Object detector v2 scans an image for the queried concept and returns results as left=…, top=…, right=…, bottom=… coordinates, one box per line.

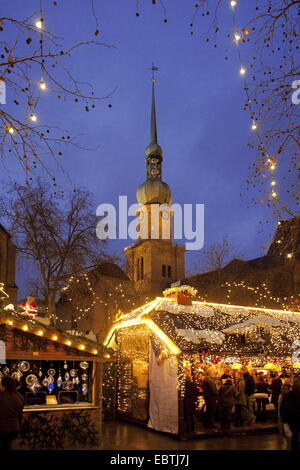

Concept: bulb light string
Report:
left=192, top=281, right=299, bottom=312
left=0, top=306, right=105, bottom=356
left=58, top=271, right=152, bottom=327
left=230, top=1, right=281, bottom=209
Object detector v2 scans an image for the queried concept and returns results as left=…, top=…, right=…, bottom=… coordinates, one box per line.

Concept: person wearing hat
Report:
left=280, top=376, right=300, bottom=451
left=221, top=368, right=233, bottom=385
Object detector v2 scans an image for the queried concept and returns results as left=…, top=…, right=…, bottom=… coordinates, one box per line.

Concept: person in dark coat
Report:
left=184, top=375, right=199, bottom=433
left=221, top=368, right=232, bottom=383
left=0, top=376, right=24, bottom=450
left=255, top=374, right=269, bottom=421
left=234, top=371, right=247, bottom=427
left=271, top=372, right=282, bottom=420
left=280, top=377, right=300, bottom=451
left=218, top=379, right=235, bottom=429
left=202, top=368, right=218, bottom=429
left=241, top=366, right=256, bottom=418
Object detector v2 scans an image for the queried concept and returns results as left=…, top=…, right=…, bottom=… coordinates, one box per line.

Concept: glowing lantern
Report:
left=232, top=363, right=242, bottom=370
left=264, top=363, right=276, bottom=370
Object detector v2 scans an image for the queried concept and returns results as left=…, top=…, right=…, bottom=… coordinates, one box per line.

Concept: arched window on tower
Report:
left=162, top=264, right=166, bottom=277
left=168, top=265, right=172, bottom=278
left=140, top=257, right=144, bottom=280
left=136, top=258, right=140, bottom=281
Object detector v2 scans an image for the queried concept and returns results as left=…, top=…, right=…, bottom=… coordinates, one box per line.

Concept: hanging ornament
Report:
left=47, top=368, right=56, bottom=376
left=19, top=361, right=30, bottom=372
left=42, top=378, right=49, bottom=387
left=70, top=369, right=77, bottom=377
left=63, top=361, right=68, bottom=369
left=38, top=367, right=43, bottom=378
left=26, top=374, right=38, bottom=387
left=12, top=370, right=23, bottom=382
left=32, top=382, right=41, bottom=393
left=64, top=372, right=70, bottom=381
left=79, top=361, right=88, bottom=370
left=57, top=375, right=62, bottom=388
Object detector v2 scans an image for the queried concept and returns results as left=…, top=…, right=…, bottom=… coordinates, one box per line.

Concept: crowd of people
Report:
left=0, top=368, right=299, bottom=450
left=184, top=365, right=300, bottom=451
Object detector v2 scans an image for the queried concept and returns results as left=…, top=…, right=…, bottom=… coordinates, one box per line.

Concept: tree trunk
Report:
left=48, top=298, right=56, bottom=327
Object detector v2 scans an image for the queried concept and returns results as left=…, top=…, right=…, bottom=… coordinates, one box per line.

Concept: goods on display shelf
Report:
left=0, top=359, right=94, bottom=406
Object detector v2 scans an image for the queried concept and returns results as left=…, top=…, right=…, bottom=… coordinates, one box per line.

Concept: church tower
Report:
left=124, top=75, right=185, bottom=294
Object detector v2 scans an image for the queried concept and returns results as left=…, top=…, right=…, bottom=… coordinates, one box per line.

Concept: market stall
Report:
left=0, top=304, right=114, bottom=449
left=104, top=285, right=300, bottom=438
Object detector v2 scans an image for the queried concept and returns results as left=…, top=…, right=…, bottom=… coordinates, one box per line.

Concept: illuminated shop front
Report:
left=104, top=286, right=300, bottom=438
left=0, top=306, right=113, bottom=449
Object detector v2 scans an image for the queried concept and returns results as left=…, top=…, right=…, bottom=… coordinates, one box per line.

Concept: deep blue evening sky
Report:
left=2, top=1, right=281, bottom=297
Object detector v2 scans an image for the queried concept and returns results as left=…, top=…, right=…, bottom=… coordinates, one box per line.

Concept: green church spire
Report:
left=150, top=80, right=158, bottom=145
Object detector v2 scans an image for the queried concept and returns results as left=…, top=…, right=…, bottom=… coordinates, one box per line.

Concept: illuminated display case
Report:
left=0, top=310, right=114, bottom=449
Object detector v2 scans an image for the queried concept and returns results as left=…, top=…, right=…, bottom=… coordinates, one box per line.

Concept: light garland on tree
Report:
left=59, top=272, right=152, bottom=327
left=230, top=1, right=281, bottom=210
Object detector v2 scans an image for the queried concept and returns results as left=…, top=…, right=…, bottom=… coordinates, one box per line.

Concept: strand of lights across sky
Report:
left=230, top=1, right=280, bottom=208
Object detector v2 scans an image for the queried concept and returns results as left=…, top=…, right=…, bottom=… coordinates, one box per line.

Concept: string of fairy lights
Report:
left=105, top=293, right=300, bottom=360
left=4, top=3, right=111, bottom=194
left=217, top=281, right=299, bottom=310
left=230, top=1, right=281, bottom=206
left=193, top=281, right=299, bottom=312
left=116, top=324, right=167, bottom=414
left=104, top=291, right=300, bottom=416
left=5, top=13, right=46, bottom=130
left=54, top=268, right=299, bottom=328
left=57, top=272, right=151, bottom=326
left=4, top=6, right=57, bottom=188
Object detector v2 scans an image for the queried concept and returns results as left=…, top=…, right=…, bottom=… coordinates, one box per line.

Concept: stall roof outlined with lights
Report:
left=104, top=287, right=300, bottom=357
left=104, top=286, right=300, bottom=437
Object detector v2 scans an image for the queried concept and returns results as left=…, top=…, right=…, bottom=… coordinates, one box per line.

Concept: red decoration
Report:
left=21, top=296, right=37, bottom=318
left=168, top=292, right=193, bottom=305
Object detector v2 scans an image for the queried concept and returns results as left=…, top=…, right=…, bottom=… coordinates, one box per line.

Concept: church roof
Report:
left=94, top=262, right=129, bottom=280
